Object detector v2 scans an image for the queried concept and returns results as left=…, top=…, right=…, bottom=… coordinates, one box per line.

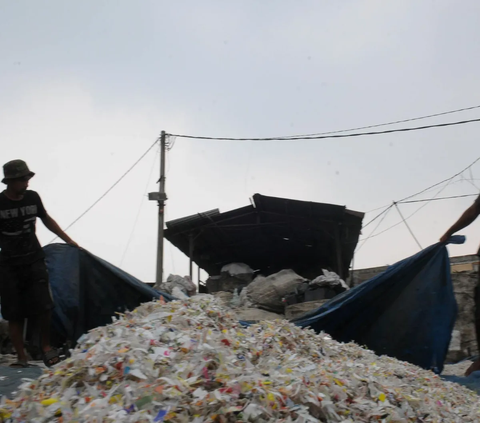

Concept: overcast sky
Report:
left=1, top=0, right=479, bottom=283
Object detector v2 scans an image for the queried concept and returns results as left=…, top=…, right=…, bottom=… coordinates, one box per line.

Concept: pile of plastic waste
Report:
left=3, top=296, right=480, bottom=422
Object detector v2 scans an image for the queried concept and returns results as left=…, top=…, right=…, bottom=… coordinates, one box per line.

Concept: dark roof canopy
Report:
left=165, top=194, right=364, bottom=280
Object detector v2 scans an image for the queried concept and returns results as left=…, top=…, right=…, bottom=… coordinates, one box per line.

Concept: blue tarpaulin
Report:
left=293, top=237, right=464, bottom=374
left=43, top=244, right=173, bottom=346
left=442, top=371, right=480, bottom=394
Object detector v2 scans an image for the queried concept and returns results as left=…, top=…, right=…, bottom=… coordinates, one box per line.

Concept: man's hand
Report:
left=41, top=214, right=80, bottom=248
left=439, top=201, right=480, bottom=244
left=439, top=233, right=451, bottom=243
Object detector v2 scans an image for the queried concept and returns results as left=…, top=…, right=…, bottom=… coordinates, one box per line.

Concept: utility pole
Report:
left=149, top=131, right=167, bottom=285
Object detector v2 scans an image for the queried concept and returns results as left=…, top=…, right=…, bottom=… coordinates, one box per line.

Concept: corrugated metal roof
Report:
left=164, top=194, right=364, bottom=280
left=166, top=209, right=220, bottom=230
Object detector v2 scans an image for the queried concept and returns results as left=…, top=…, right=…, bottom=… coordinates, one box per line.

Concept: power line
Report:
left=166, top=135, right=176, bottom=151
left=394, top=202, right=422, bottom=250
left=119, top=144, right=159, bottom=267
left=168, top=117, right=480, bottom=141
left=285, top=104, right=480, bottom=138
left=363, top=155, right=480, bottom=219
left=361, top=205, right=392, bottom=229
left=49, top=138, right=159, bottom=243
left=358, top=157, right=480, bottom=245
left=356, top=204, right=393, bottom=252
left=360, top=180, right=453, bottom=243
left=359, top=183, right=466, bottom=243
left=248, top=103, right=480, bottom=140
left=397, top=156, right=480, bottom=203
left=461, top=171, right=480, bottom=192
left=365, top=203, right=392, bottom=214
left=399, top=193, right=478, bottom=204
left=468, top=168, right=480, bottom=191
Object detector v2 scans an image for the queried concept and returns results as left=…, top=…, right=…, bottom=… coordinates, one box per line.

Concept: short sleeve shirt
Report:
left=0, top=190, right=47, bottom=265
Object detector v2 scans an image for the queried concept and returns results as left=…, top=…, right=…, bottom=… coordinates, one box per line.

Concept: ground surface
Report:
left=0, top=355, right=44, bottom=398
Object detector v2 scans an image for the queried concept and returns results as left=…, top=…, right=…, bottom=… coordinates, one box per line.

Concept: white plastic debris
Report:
left=171, top=286, right=189, bottom=300
left=310, top=269, right=349, bottom=290
left=230, top=288, right=241, bottom=307
left=220, top=262, right=254, bottom=276
left=3, top=295, right=480, bottom=422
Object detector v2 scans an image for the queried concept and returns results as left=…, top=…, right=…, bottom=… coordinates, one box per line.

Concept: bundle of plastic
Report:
left=309, top=270, right=349, bottom=291
left=154, top=274, right=196, bottom=298
left=3, top=296, right=480, bottom=422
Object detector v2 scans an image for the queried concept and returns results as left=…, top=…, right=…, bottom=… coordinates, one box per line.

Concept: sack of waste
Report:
left=155, top=274, right=197, bottom=297
left=310, top=269, right=349, bottom=290
left=244, top=269, right=307, bottom=313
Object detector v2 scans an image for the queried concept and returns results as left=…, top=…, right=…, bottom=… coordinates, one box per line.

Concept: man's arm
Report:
left=440, top=201, right=480, bottom=242
left=41, top=213, right=79, bottom=247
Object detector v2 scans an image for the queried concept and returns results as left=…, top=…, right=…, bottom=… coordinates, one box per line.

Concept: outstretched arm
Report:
left=440, top=200, right=480, bottom=242
left=41, top=213, right=79, bottom=247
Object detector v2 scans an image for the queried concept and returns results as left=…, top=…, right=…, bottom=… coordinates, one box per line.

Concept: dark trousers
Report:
left=475, top=271, right=480, bottom=356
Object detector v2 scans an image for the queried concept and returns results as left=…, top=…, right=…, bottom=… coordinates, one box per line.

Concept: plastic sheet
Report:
left=294, top=238, right=463, bottom=374
left=3, top=295, right=480, bottom=422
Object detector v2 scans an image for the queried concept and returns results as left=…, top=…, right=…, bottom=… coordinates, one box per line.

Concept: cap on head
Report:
left=2, top=160, right=35, bottom=184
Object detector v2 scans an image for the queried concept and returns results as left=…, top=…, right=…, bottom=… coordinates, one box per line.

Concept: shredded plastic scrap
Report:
left=3, top=295, right=480, bottom=422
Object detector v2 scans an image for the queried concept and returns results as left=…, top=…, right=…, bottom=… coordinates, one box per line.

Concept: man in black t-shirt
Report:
left=440, top=194, right=480, bottom=376
left=0, top=160, right=78, bottom=368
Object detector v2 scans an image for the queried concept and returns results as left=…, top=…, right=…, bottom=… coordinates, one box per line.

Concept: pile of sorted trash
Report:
left=3, top=296, right=480, bottom=422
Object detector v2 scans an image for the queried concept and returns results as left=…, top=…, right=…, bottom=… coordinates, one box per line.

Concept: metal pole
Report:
left=349, top=252, right=355, bottom=288
left=334, top=224, right=343, bottom=279
left=189, top=232, right=194, bottom=279
left=149, top=131, right=167, bottom=285
left=157, top=131, right=167, bottom=285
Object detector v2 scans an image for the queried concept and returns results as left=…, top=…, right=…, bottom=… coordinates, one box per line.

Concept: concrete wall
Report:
left=448, top=271, right=477, bottom=361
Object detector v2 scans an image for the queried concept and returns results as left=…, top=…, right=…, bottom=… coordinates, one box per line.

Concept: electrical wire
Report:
left=357, top=157, right=480, bottom=246
left=166, top=135, right=177, bottom=151
left=253, top=105, right=480, bottom=138
left=461, top=172, right=480, bottom=192
left=394, top=202, right=422, bottom=250
left=359, top=180, right=456, bottom=243
left=119, top=145, right=159, bottom=267
left=49, top=138, right=160, bottom=243
left=359, top=178, right=455, bottom=243
left=469, top=168, right=480, bottom=190
left=356, top=205, right=393, bottom=252
left=365, top=203, right=393, bottom=214
left=361, top=205, right=392, bottom=230
left=396, top=156, right=480, bottom=203
left=168, top=117, right=480, bottom=141
left=399, top=193, right=478, bottom=204
left=361, top=156, right=480, bottom=224
left=278, top=104, right=480, bottom=138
